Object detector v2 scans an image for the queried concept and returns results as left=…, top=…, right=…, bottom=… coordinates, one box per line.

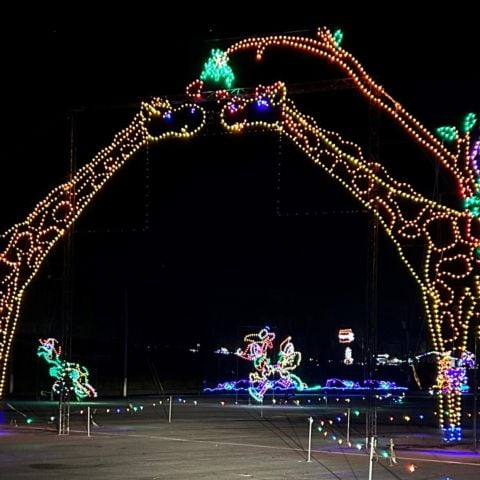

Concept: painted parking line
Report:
left=90, top=430, right=480, bottom=467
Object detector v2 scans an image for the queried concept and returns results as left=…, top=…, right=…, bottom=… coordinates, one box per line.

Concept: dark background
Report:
left=1, top=6, right=478, bottom=395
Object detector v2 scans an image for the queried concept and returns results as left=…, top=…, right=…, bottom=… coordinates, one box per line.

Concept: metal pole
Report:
left=122, top=290, right=128, bottom=398
left=58, top=399, right=62, bottom=435
left=9, top=369, right=14, bottom=395
left=347, top=408, right=351, bottom=444
left=168, top=395, right=172, bottom=423
left=474, top=325, right=478, bottom=452
left=368, top=435, right=375, bottom=480
left=87, top=406, right=91, bottom=437
left=58, top=395, right=70, bottom=435
left=365, top=414, right=368, bottom=449
left=260, top=400, right=263, bottom=419
left=66, top=400, right=70, bottom=434
left=307, top=416, right=313, bottom=462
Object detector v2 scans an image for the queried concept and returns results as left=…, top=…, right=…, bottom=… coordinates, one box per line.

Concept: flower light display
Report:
left=206, top=28, right=477, bottom=441
left=434, top=350, right=474, bottom=403
left=37, top=338, right=97, bottom=400
left=0, top=99, right=206, bottom=398
left=235, top=327, right=307, bottom=402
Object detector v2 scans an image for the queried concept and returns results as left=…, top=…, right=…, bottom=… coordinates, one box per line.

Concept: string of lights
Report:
left=234, top=326, right=307, bottom=402
left=37, top=338, right=97, bottom=400
left=187, top=30, right=479, bottom=441
left=0, top=27, right=477, bottom=446
left=0, top=99, right=206, bottom=398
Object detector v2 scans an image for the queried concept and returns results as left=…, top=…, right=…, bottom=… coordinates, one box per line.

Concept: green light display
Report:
left=463, top=112, right=477, bottom=133
left=464, top=179, right=480, bottom=217
left=333, top=29, right=343, bottom=47
left=37, top=338, right=97, bottom=400
left=436, top=126, right=458, bottom=142
left=200, top=49, right=235, bottom=88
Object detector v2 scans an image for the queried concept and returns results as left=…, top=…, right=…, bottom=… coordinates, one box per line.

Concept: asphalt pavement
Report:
left=1, top=396, right=479, bottom=479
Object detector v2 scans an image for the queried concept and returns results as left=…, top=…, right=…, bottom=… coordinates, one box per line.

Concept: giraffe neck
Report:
left=0, top=97, right=206, bottom=397
left=278, top=99, right=478, bottom=356
left=26, top=109, right=149, bottom=234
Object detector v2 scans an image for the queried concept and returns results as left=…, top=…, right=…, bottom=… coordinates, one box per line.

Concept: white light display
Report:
left=338, top=329, right=355, bottom=344
left=344, top=346, right=353, bottom=365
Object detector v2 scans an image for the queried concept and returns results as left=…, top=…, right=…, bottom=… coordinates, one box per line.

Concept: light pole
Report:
left=474, top=324, right=479, bottom=452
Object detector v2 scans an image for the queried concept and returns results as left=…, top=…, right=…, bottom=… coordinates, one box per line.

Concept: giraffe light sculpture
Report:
left=0, top=27, right=477, bottom=443
left=196, top=28, right=477, bottom=442
left=0, top=98, right=206, bottom=398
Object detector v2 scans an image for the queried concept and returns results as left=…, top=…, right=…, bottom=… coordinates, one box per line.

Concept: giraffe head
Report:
left=219, top=81, right=287, bottom=135
left=141, top=97, right=206, bottom=142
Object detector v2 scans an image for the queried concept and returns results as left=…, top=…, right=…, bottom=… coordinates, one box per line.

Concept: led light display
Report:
left=344, top=346, right=353, bottom=365
left=338, top=329, right=354, bottom=344
left=332, top=29, right=343, bottom=48
left=235, top=327, right=306, bottom=401
left=0, top=99, right=206, bottom=398
left=204, top=377, right=407, bottom=393
left=0, top=26, right=476, bottom=443
left=200, top=49, right=235, bottom=89
left=37, top=338, right=97, bottom=400
left=221, top=28, right=479, bottom=441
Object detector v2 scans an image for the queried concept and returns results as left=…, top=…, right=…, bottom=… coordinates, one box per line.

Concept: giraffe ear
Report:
left=268, top=81, right=287, bottom=107
left=141, top=98, right=171, bottom=119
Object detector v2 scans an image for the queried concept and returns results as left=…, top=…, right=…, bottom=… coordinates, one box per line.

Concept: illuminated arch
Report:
left=0, top=27, right=477, bottom=444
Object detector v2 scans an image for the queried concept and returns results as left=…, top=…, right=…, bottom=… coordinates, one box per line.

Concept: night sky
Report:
left=2, top=8, right=479, bottom=394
